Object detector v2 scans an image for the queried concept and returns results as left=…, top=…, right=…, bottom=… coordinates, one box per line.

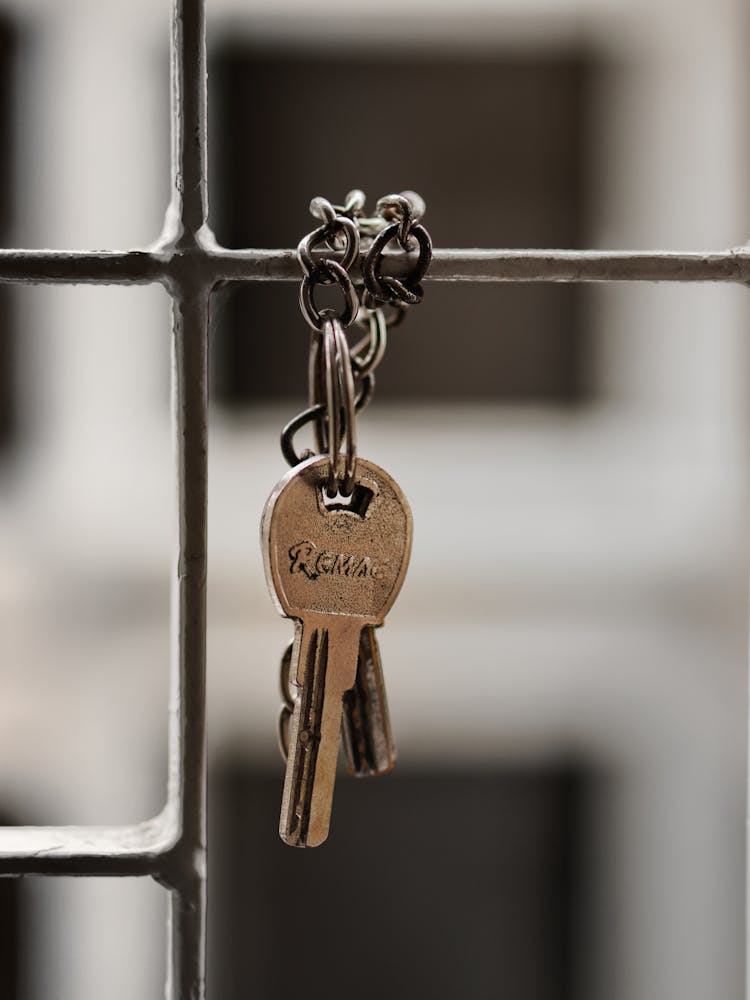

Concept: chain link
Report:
left=362, top=192, right=433, bottom=307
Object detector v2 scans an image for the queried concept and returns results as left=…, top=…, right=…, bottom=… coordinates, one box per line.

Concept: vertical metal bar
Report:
left=170, top=0, right=209, bottom=242
left=168, top=287, right=209, bottom=1000
left=167, top=1, right=209, bottom=998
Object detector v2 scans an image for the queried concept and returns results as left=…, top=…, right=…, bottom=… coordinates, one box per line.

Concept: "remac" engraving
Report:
left=288, top=541, right=383, bottom=581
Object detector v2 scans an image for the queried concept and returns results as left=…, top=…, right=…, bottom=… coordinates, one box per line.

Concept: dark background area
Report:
left=0, top=812, right=21, bottom=1000
left=209, top=765, right=585, bottom=1000
left=208, top=46, right=593, bottom=406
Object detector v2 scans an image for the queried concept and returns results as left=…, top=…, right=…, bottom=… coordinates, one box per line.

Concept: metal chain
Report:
left=284, top=189, right=431, bottom=489
left=297, top=207, right=360, bottom=331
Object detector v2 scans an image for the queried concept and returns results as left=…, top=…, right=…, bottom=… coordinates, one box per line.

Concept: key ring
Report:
left=309, top=309, right=385, bottom=454
left=334, top=320, right=357, bottom=494
left=322, top=319, right=342, bottom=492
left=295, top=316, right=360, bottom=494
left=279, top=374, right=374, bottom=469
left=322, top=317, right=357, bottom=496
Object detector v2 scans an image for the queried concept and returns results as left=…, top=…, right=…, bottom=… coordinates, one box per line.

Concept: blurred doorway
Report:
left=210, top=765, right=586, bottom=1000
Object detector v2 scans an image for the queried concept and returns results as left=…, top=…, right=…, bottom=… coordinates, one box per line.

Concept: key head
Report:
left=262, top=456, right=412, bottom=626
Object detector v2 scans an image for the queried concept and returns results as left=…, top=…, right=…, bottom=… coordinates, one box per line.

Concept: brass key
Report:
left=263, top=455, right=412, bottom=847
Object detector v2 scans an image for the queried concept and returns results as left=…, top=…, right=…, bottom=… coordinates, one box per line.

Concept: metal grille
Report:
left=0, top=1, right=747, bottom=997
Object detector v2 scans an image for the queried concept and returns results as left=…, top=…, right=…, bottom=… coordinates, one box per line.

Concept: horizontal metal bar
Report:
left=425, top=248, right=750, bottom=283
left=0, top=250, right=166, bottom=285
left=0, top=812, right=178, bottom=877
left=208, top=246, right=750, bottom=284
left=0, top=246, right=746, bottom=287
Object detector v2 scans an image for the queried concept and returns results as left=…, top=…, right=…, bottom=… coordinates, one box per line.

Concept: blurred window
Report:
left=209, top=45, right=593, bottom=405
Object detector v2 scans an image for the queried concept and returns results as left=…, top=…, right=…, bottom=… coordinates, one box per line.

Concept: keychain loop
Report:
left=279, top=373, right=374, bottom=470
left=333, top=320, right=357, bottom=495
left=310, top=310, right=385, bottom=439
left=322, top=320, right=342, bottom=491
left=321, top=318, right=357, bottom=495
left=282, top=310, right=372, bottom=476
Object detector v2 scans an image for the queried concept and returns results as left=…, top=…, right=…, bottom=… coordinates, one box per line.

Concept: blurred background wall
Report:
left=0, top=0, right=747, bottom=998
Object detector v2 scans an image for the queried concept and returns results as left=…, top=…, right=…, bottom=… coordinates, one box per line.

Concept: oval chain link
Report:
left=362, top=193, right=433, bottom=307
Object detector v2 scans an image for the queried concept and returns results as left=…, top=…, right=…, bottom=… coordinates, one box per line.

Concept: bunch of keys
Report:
left=262, top=191, right=431, bottom=847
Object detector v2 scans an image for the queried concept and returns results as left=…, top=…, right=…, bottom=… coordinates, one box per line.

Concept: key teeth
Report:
left=279, top=822, right=330, bottom=849
left=279, top=830, right=310, bottom=849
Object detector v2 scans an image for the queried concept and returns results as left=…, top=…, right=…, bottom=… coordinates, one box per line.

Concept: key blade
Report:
left=280, top=615, right=361, bottom=848
left=342, top=626, right=397, bottom=777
